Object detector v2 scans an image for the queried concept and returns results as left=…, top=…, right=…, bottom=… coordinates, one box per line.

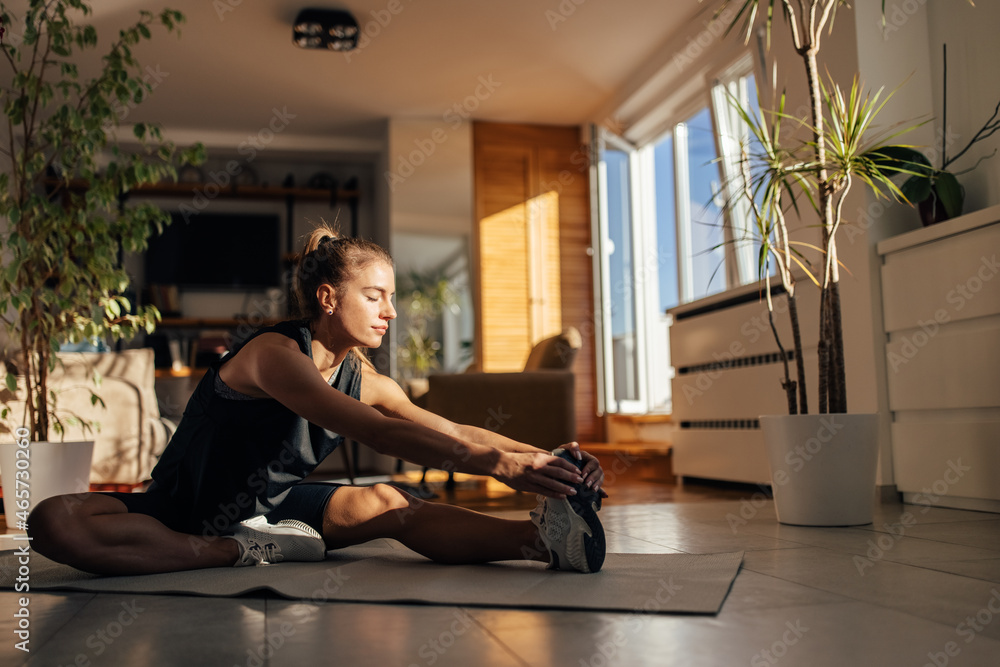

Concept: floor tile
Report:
left=731, top=522, right=1000, bottom=565
left=719, top=570, right=850, bottom=612
left=266, top=600, right=526, bottom=667
left=917, top=558, right=1000, bottom=584
left=869, top=520, right=1000, bottom=551
left=18, top=594, right=266, bottom=667
left=0, top=592, right=93, bottom=667
left=4, top=469, right=1000, bottom=667
left=744, top=547, right=1000, bottom=641
left=472, top=600, right=1000, bottom=667
left=873, top=502, right=1000, bottom=525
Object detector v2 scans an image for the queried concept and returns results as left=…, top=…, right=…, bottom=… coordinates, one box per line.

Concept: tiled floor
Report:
left=2, top=458, right=1000, bottom=666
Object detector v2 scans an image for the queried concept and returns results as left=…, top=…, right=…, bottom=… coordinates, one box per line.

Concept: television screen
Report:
left=145, top=213, right=281, bottom=289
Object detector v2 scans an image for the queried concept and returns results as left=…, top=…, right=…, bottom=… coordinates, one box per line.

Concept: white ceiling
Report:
left=76, top=0, right=710, bottom=151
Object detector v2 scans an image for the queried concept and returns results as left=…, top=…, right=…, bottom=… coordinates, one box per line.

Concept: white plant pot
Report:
left=0, top=439, right=94, bottom=530
left=760, top=413, right=879, bottom=526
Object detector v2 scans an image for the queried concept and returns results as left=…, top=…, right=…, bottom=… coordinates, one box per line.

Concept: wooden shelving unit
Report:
left=44, top=177, right=362, bottom=241
left=154, top=317, right=283, bottom=330
left=132, top=181, right=360, bottom=203
left=45, top=178, right=359, bottom=203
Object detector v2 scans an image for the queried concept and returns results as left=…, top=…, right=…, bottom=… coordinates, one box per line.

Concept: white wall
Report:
left=593, top=2, right=993, bottom=488
left=387, top=118, right=474, bottom=236
left=387, top=118, right=476, bottom=380
left=924, top=0, right=1000, bottom=212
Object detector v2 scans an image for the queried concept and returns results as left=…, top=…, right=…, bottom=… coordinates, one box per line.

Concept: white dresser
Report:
left=878, top=204, right=1000, bottom=513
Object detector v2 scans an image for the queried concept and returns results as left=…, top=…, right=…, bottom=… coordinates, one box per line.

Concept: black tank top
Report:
left=148, top=320, right=361, bottom=534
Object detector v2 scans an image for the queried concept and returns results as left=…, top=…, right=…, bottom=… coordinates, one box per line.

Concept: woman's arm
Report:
left=225, top=335, right=585, bottom=497
left=361, top=366, right=605, bottom=491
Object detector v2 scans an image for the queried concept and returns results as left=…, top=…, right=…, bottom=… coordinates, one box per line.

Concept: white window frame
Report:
left=591, top=52, right=759, bottom=416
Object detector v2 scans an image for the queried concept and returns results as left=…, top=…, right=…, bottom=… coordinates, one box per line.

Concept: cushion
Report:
left=522, top=327, right=582, bottom=371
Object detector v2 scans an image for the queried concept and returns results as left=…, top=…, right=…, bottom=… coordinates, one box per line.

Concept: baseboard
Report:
left=878, top=484, right=901, bottom=504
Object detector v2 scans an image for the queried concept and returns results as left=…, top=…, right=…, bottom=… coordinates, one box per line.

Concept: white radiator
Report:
left=668, top=284, right=820, bottom=484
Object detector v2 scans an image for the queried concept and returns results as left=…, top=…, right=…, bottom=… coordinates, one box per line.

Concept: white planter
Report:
left=0, top=439, right=94, bottom=529
left=760, top=413, right=879, bottom=526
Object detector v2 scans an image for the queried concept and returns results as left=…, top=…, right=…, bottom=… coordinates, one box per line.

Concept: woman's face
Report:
left=326, top=260, right=396, bottom=349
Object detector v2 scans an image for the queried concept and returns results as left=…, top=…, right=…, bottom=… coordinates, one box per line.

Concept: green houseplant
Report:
left=0, top=1, right=203, bottom=517
left=396, top=268, right=459, bottom=382
left=718, top=0, right=926, bottom=525
left=881, top=45, right=999, bottom=226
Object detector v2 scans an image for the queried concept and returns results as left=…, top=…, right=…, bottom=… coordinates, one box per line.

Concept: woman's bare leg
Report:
left=28, top=493, right=239, bottom=576
left=322, top=484, right=548, bottom=564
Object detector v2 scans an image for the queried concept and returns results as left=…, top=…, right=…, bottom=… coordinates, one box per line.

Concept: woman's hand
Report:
left=492, top=451, right=585, bottom=498
left=560, top=442, right=609, bottom=498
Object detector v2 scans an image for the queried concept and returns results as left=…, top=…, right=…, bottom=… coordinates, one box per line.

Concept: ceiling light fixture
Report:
left=293, top=8, right=359, bottom=51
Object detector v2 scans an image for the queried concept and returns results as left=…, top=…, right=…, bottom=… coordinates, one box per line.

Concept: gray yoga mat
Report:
left=0, top=540, right=743, bottom=615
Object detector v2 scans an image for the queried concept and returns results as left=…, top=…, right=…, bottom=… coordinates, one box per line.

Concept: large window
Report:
left=594, top=58, right=759, bottom=414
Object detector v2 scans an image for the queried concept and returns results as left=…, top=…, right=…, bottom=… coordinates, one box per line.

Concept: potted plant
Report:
left=879, top=45, right=999, bottom=226
left=396, top=268, right=459, bottom=385
left=719, top=0, right=926, bottom=525
left=0, top=1, right=204, bottom=522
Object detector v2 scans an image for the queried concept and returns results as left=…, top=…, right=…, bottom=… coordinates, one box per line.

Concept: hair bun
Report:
left=301, top=224, right=341, bottom=256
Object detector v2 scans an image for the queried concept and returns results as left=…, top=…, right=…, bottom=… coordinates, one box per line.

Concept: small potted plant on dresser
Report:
left=718, top=0, right=933, bottom=525
left=0, top=1, right=204, bottom=523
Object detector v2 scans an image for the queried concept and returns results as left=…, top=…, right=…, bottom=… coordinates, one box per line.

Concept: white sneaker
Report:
left=529, top=449, right=606, bottom=573
left=226, top=515, right=327, bottom=567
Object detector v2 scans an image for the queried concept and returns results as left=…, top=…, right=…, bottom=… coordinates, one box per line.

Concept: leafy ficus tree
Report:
left=0, top=1, right=205, bottom=441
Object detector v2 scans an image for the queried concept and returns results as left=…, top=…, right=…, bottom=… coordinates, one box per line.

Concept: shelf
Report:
left=154, top=366, right=207, bottom=379
left=45, top=178, right=359, bottom=202
left=155, top=317, right=283, bottom=329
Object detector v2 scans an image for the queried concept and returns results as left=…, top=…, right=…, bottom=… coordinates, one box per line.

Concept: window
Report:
left=593, top=57, right=759, bottom=415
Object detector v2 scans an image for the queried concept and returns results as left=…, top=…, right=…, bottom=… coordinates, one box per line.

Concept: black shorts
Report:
left=98, top=482, right=344, bottom=536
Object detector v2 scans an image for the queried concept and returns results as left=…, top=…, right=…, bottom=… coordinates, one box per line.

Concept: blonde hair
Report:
left=292, top=223, right=394, bottom=370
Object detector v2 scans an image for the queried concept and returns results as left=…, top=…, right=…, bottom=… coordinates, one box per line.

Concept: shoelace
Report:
left=245, top=538, right=280, bottom=565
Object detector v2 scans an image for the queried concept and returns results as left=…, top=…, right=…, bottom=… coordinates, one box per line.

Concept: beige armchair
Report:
left=1, top=348, right=174, bottom=488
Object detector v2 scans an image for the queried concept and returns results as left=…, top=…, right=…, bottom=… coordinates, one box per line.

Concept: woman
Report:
left=28, top=227, right=606, bottom=576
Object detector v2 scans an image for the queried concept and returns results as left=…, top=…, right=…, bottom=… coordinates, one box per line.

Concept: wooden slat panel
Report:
left=474, top=122, right=600, bottom=441
left=481, top=199, right=530, bottom=372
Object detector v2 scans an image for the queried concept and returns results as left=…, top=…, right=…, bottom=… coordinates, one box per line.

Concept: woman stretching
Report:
left=28, top=227, right=606, bottom=576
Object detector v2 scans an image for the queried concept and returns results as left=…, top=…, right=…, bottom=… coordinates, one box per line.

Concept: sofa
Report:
left=421, top=327, right=582, bottom=449
left=1, top=348, right=174, bottom=487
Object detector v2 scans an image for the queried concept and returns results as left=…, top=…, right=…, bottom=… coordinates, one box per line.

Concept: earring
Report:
left=327, top=310, right=333, bottom=315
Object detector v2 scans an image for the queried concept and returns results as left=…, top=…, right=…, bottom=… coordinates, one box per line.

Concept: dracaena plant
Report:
left=0, top=0, right=205, bottom=441
left=718, top=0, right=924, bottom=414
